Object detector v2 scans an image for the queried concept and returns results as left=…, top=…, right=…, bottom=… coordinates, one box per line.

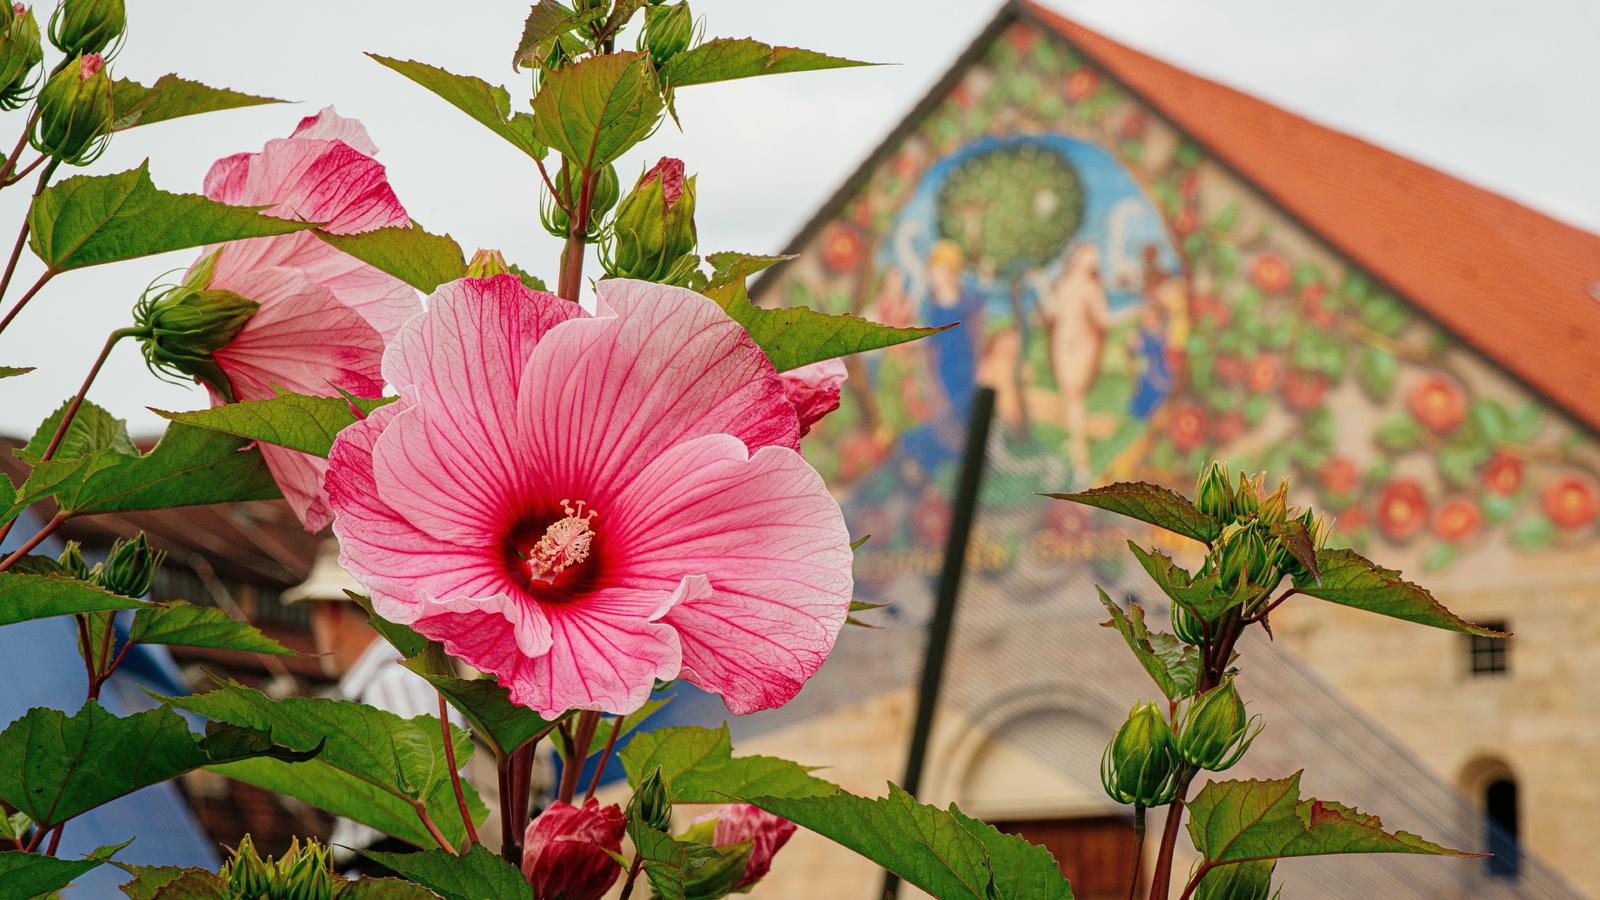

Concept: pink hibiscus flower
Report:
left=191, top=107, right=419, bottom=530
left=327, top=275, right=854, bottom=716
left=780, top=358, right=847, bottom=438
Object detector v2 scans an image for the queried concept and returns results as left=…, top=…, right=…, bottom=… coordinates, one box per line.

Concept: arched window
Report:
left=1485, top=776, right=1520, bottom=878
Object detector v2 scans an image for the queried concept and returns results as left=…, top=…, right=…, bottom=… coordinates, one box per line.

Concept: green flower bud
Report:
left=628, top=765, right=673, bottom=832
left=466, top=248, right=510, bottom=278
left=1258, top=478, right=1289, bottom=526
left=1195, top=462, right=1235, bottom=524
left=1100, top=702, right=1178, bottom=807
left=1299, top=507, right=1327, bottom=547
left=1234, top=471, right=1261, bottom=520
left=0, top=7, right=44, bottom=111
left=47, top=0, right=123, bottom=58
left=1175, top=679, right=1262, bottom=772
left=639, top=1, right=694, bottom=66
left=1171, top=600, right=1208, bottom=646
left=57, top=541, right=94, bottom=581
left=1217, top=523, right=1264, bottom=590
left=277, top=838, right=334, bottom=900
left=601, top=157, right=699, bottom=285
left=682, top=840, right=752, bottom=900
left=1193, top=859, right=1275, bottom=900
left=132, top=283, right=259, bottom=403
left=540, top=160, right=620, bottom=241
left=100, top=532, right=162, bottom=599
left=223, top=835, right=274, bottom=899
left=31, top=51, right=113, bottom=165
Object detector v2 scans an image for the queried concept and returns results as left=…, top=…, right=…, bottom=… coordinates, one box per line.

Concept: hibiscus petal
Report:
left=290, top=106, right=381, bottom=157
left=517, top=280, right=800, bottom=505
left=214, top=232, right=420, bottom=342
left=413, top=592, right=554, bottom=667
left=329, top=401, right=525, bottom=622
left=203, top=152, right=252, bottom=207
left=259, top=442, right=333, bottom=532
left=370, top=402, right=522, bottom=545
left=214, top=267, right=386, bottom=401
left=606, top=434, right=852, bottom=715
left=779, top=358, right=847, bottom=437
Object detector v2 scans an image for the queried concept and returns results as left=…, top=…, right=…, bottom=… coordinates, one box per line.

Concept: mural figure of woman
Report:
left=1043, top=242, right=1112, bottom=484
left=898, top=239, right=987, bottom=480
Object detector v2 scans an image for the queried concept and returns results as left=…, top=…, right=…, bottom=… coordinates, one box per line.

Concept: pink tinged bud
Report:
left=77, top=50, right=100, bottom=80
left=640, top=157, right=685, bottom=210
left=779, top=358, right=847, bottom=438
left=11, top=5, right=23, bottom=16
left=694, top=804, right=798, bottom=890
left=522, top=800, right=627, bottom=900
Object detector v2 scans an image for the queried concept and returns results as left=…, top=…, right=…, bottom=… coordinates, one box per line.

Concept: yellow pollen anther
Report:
left=528, top=500, right=599, bottom=583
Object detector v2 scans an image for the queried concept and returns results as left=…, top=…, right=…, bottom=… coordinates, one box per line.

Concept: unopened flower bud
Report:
left=466, top=248, right=511, bottom=278
left=1258, top=478, right=1289, bottom=526
left=690, top=804, right=797, bottom=893
left=522, top=799, right=626, bottom=900
left=540, top=160, right=620, bottom=241
left=132, top=283, right=259, bottom=403
left=1234, top=472, right=1261, bottom=520
left=57, top=541, right=94, bottom=581
left=276, top=838, right=335, bottom=900
left=1171, top=600, right=1209, bottom=646
left=100, top=532, right=162, bottom=599
left=639, top=1, right=693, bottom=66
left=601, top=157, right=699, bottom=285
left=1193, top=859, right=1275, bottom=900
left=31, top=51, right=113, bottom=165
left=1101, top=701, right=1178, bottom=807
left=1175, top=679, right=1262, bottom=772
left=222, top=835, right=274, bottom=900
left=0, top=6, right=43, bottom=111
left=47, top=0, right=123, bottom=57
left=1195, top=462, right=1235, bottom=524
left=1299, top=507, right=1327, bottom=547
left=628, top=765, right=673, bottom=832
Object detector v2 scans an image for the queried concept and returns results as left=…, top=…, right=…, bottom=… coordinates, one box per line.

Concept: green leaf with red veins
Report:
left=17, top=397, right=137, bottom=464
left=317, top=221, right=468, bottom=294
left=1098, top=587, right=1198, bottom=700
left=29, top=163, right=319, bottom=273
left=129, top=600, right=297, bottom=655
left=1044, top=481, right=1222, bottom=544
left=1187, top=772, right=1480, bottom=868
left=620, top=725, right=835, bottom=803
left=0, top=572, right=154, bottom=626
left=659, top=38, right=874, bottom=88
left=526, top=51, right=663, bottom=168
left=1267, top=519, right=1320, bottom=583
left=703, top=277, right=949, bottom=373
left=155, top=390, right=396, bottom=459
left=1293, top=548, right=1507, bottom=636
left=510, top=0, right=606, bottom=71
left=367, top=55, right=548, bottom=161
left=110, top=75, right=283, bottom=131
left=1127, top=542, right=1232, bottom=620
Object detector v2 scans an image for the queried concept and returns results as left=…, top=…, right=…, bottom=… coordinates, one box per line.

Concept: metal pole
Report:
left=883, top=386, right=996, bottom=899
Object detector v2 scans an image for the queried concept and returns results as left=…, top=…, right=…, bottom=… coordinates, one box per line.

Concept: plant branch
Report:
left=0, top=270, right=55, bottom=337
left=558, top=167, right=597, bottom=302
left=43, top=823, right=62, bottom=857
left=1147, top=769, right=1195, bottom=900
left=413, top=801, right=459, bottom=855
left=618, top=855, right=645, bottom=900
left=585, top=715, right=625, bottom=802
left=1177, top=861, right=1215, bottom=900
left=439, top=692, right=480, bottom=845
left=3, top=153, right=45, bottom=186
left=41, top=327, right=139, bottom=463
left=1247, top=588, right=1300, bottom=624
left=0, top=510, right=68, bottom=573
left=0, top=109, right=40, bottom=186
left=0, top=158, right=60, bottom=336
left=558, top=710, right=600, bottom=805
left=1124, top=805, right=1147, bottom=900
left=501, top=739, right=538, bottom=865
left=534, top=156, right=568, bottom=214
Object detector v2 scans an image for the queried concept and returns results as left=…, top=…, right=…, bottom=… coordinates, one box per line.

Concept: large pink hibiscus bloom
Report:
left=190, top=107, right=420, bottom=530
left=327, top=275, right=853, bottom=716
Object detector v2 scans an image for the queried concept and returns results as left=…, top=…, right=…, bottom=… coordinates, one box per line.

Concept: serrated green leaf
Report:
left=369, top=55, right=546, bottom=160
left=526, top=51, right=662, bottom=168
left=1266, top=519, right=1320, bottom=583
left=621, top=725, right=835, bottom=803
left=155, top=390, right=395, bottom=459
left=1292, top=548, right=1505, bottom=636
left=317, top=221, right=468, bottom=295
left=341, top=590, right=433, bottom=660
left=161, top=679, right=483, bottom=849
left=0, top=366, right=33, bottom=378
left=0, top=702, right=311, bottom=829
left=1187, top=772, right=1478, bottom=869
left=704, top=251, right=791, bottom=289
left=511, top=0, right=603, bottom=70
left=0, top=572, right=152, bottom=626
left=358, top=845, right=532, bottom=900
left=659, top=38, right=873, bottom=88
left=336, top=876, right=446, bottom=898
left=1127, top=543, right=1231, bottom=619
left=111, top=74, right=283, bottom=131
left=403, top=664, right=562, bottom=760
left=748, top=783, right=1072, bottom=900
left=16, top=397, right=137, bottom=464
left=1044, top=481, right=1221, bottom=544
left=631, top=823, right=688, bottom=900
left=704, top=277, right=946, bottom=373
left=1097, top=587, right=1197, bottom=700
left=28, top=162, right=319, bottom=273
left=0, top=839, right=128, bottom=898
left=116, top=865, right=434, bottom=900
left=129, top=600, right=296, bottom=655
left=4, top=423, right=281, bottom=526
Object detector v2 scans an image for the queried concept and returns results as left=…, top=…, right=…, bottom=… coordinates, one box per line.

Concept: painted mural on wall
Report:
left=771, top=20, right=1600, bottom=589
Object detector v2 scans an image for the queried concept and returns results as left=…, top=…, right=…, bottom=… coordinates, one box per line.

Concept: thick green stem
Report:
left=1124, top=806, right=1147, bottom=900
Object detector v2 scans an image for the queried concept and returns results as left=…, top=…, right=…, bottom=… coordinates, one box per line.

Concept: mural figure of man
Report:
left=1042, top=242, right=1113, bottom=485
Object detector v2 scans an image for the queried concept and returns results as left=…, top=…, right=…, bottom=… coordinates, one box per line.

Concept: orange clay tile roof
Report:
left=1018, top=0, right=1600, bottom=433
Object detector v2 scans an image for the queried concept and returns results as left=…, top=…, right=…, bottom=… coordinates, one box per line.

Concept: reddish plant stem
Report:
left=618, top=856, right=645, bottom=900
left=0, top=110, right=40, bottom=185
left=0, top=510, right=67, bottom=573
left=0, top=160, right=60, bottom=336
left=1247, top=588, right=1299, bottom=625
left=1148, top=772, right=1195, bottom=900
left=501, top=740, right=538, bottom=864
left=439, top=692, right=479, bottom=845
left=1177, top=862, right=1215, bottom=900
left=558, top=710, right=600, bottom=805
left=1123, top=806, right=1147, bottom=900
left=41, top=328, right=138, bottom=462
left=0, top=271, right=55, bottom=337
left=414, top=802, right=459, bottom=855
left=44, top=823, right=62, bottom=856
left=558, top=167, right=596, bottom=303
left=4, top=154, right=46, bottom=186
left=22, top=824, right=44, bottom=853
left=585, top=715, right=625, bottom=802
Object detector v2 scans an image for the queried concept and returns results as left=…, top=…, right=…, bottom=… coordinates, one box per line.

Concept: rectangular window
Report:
left=1468, top=622, right=1509, bottom=676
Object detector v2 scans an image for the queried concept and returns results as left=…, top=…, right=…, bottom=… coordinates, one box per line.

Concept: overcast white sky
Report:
left=2, top=0, right=1596, bottom=437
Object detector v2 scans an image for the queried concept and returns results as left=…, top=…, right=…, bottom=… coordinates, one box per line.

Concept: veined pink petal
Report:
left=607, top=434, right=852, bottom=714
left=517, top=280, right=799, bottom=505
left=211, top=233, right=419, bottom=342
left=212, top=268, right=385, bottom=401
left=413, top=591, right=553, bottom=666
left=290, top=106, right=381, bottom=157
left=220, top=135, right=407, bottom=233
left=203, top=152, right=252, bottom=206
left=780, top=357, right=847, bottom=437
left=261, top=442, right=334, bottom=532
left=329, top=402, right=526, bottom=621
